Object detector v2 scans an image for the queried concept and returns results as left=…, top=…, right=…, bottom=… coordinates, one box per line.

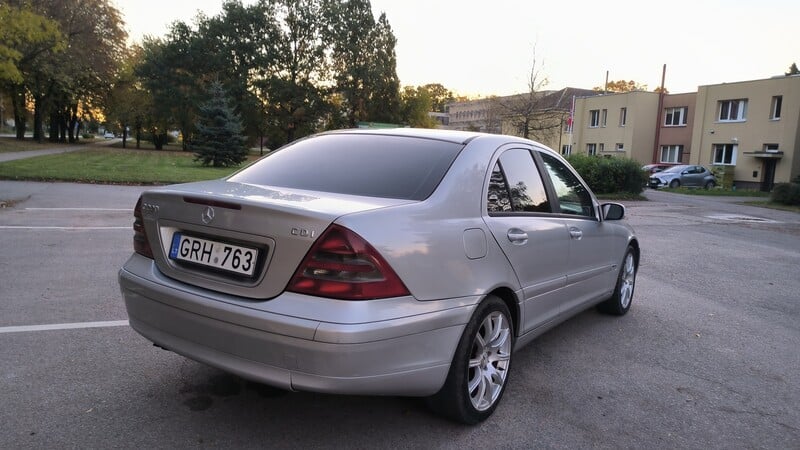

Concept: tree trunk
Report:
left=67, top=103, right=79, bottom=143
left=11, top=86, right=27, bottom=140
left=33, top=95, right=45, bottom=142
left=49, top=111, right=59, bottom=142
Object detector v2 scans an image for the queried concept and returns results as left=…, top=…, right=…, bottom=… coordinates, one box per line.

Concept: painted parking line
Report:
left=25, top=208, right=131, bottom=211
left=0, top=320, right=129, bottom=334
left=0, top=226, right=129, bottom=230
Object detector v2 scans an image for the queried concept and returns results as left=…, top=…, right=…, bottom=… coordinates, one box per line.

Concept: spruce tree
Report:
left=192, top=81, right=248, bottom=167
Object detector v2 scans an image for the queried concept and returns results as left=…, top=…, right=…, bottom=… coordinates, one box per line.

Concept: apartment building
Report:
left=443, top=74, right=800, bottom=189
left=656, top=92, right=697, bottom=165
left=446, top=97, right=503, bottom=134
left=570, top=91, right=660, bottom=163
left=689, top=75, right=800, bottom=190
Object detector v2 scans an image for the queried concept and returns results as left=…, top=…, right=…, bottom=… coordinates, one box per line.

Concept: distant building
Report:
left=689, top=75, right=799, bottom=190
left=566, top=74, right=800, bottom=189
left=571, top=91, right=660, bottom=163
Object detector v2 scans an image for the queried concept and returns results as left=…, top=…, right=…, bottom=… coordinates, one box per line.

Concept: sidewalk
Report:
left=0, top=138, right=118, bottom=163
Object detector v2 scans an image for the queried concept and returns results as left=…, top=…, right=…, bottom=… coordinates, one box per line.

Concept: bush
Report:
left=566, top=154, right=646, bottom=195
left=771, top=183, right=800, bottom=205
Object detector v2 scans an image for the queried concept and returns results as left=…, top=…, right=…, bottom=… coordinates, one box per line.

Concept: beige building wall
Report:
left=571, top=91, right=659, bottom=162
left=690, top=75, right=800, bottom=189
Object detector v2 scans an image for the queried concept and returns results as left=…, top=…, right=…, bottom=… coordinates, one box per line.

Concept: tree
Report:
left=420, top=83, right=454, bottom=113
left=492, top=50, right=562, bottom=141
left=593, top=79, right=648, bottom=93
left=196, top=1, right=277, bottom=143
left=399, top=86, right=437, bottom=128
left=105, top=46, right=151, bottom=148
left=259, top=0, right=329, bottom=145
left=325, top=1, right=401, bottom=126
left=136, top=24, right=206, bottom=150
left=24, top=0, right=128, bottom=143
left=363, top=13, right=401, bottom=123
left=192, top=80, right=248, bottom=167
left=0, top=5, right=65, bottom=140
left=786, top=62, right=799, bottom=76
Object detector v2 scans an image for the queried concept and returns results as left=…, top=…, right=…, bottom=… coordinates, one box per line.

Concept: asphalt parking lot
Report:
left=1, top=181, right=798, bottom=448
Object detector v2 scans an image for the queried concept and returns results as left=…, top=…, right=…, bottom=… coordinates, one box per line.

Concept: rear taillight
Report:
left=133, top=197, right=154, bottom=259
left=287, top=224, right=410, bottom=300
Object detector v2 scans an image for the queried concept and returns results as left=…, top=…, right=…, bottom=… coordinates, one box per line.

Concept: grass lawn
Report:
left=0, top=136, right=86, bottom=153
left=0, top=147, right=259, bottom=184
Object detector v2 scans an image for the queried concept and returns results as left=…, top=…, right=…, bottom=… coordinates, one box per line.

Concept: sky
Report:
left=114, top=0, right=800, bottom=97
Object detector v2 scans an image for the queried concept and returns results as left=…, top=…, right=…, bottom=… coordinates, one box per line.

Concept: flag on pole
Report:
left=566, top=95, right=575, bottom=133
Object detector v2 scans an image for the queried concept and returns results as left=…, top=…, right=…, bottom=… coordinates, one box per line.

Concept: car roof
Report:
left=318, top=128, right=496, bottom=146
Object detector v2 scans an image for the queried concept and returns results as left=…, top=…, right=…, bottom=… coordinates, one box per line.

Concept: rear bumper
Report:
left=118, top=254, right=477, bottom=396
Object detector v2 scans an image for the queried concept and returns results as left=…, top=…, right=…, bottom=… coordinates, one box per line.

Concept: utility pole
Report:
left=652, top=64, right=667, bottom=163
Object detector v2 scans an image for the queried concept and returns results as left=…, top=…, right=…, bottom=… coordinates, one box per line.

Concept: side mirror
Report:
left=602, top=203, right=625, bottom=221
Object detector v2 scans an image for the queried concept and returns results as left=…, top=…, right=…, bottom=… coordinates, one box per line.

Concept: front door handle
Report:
left=569, top=227, right=583, bottom=240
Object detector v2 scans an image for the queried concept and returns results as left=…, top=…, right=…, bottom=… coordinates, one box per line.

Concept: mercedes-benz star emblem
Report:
left=201, top=206, right=215, bottom=224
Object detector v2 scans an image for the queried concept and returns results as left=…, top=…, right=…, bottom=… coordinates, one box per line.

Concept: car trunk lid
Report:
left=138, top=179, right=414, bottom=300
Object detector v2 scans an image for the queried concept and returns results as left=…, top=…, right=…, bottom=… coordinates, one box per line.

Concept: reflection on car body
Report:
left=118, top=128, right=639, bottom=424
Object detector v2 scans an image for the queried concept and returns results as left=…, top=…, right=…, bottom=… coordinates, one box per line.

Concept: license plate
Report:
left=169, top=233, right=259, bottom=277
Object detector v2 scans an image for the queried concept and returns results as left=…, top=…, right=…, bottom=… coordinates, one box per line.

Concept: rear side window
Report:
left=487, top=149, right=550, bottom=213
left=229, top=134, right=464, bottom=200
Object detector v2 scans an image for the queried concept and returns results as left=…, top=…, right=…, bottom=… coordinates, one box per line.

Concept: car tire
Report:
left=597, top=246, right=637, bottom=316
left=669, top=179, right=680, bottom=189
left=426, top=295, right=513, bottom=424
left=704, top=180, right=715, bottom=189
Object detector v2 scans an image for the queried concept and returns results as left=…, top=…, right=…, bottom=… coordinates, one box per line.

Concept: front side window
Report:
left=712, top=144, right=737, bottom=165
left=664, top=107, right=688, bottom=126
left=539, top=152, right=594, bottom=218
left=589, top=110, right=600, bottom=127
left=487, top=149, right=550, bottom=213
left=718, top=99, right=747, bottom=122
left=660, top=145, right=683, bottom=163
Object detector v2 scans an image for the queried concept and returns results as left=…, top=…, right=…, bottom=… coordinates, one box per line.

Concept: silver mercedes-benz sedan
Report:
left=118, top=128, right=639, bottom=424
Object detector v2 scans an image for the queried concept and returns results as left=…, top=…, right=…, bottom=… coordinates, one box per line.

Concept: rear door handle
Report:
left=507, top=228, right=528, bottom=245
left=569, top=227, right=583, bottom=240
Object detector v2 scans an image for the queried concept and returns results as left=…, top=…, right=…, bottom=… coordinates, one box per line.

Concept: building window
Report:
left=764, top=143, right=779, bottom=152
left=589, top=110, right=600, bottom=127
left=587, top=143, right=597, bottom=155
left=601, top=109, right=608, bottom=127
left=619, top=107, right=627, bottom=126
left=664, top=107, right=687, bottom=126
left=615, top=143, right=624, bottom=152
left=771, top=96, right=782, bottom=120
left=712, top=144, right=737, bottom=165
left=660, top=145, right=683, bottom=163
left=718, top=99, right=747, bottom=122
left=561, top=144, right=572, bottom=156
left=599, top=143, right=605, bottom=152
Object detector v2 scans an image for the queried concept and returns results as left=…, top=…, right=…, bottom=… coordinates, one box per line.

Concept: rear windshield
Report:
left=229, top=134, right=464, bottom=200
